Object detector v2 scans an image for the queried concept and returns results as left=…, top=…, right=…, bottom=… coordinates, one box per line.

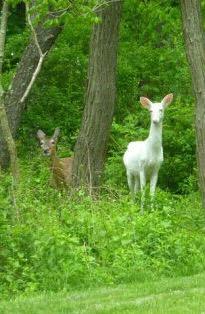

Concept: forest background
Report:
left=0, top=0, right=205, bottom=300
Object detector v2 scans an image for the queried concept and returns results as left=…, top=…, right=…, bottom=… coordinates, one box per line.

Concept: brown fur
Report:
left=37, top=128, right=73, bottom=188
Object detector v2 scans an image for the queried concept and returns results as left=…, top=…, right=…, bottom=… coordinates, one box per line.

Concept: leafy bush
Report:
left=0, top=166, right=205, bottom=298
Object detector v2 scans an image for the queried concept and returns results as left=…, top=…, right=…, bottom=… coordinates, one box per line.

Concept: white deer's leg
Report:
left=140, top=171, right=146, bottom=213
left=127, top=172, right=135, bottom=201
left=134, top=176, right=140, bottom=194
left=150, top=170, right=159, bottom=208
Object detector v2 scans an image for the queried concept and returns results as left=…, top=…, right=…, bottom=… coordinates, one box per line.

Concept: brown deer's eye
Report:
left=50, top=140, right=55, bottom=145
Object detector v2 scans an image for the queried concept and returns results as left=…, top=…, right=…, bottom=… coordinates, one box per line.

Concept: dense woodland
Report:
left=1, top=0, right=205, bottom=303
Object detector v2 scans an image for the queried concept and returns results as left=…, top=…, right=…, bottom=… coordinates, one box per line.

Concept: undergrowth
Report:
left=0, top=158, right=205, bottom=299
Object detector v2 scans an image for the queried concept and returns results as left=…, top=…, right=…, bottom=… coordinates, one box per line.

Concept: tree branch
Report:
left=49, top=6, right=71, bottom=18
left=93, top=0, right=122, bottom=13
left=20, top=3, right=48, bottom=103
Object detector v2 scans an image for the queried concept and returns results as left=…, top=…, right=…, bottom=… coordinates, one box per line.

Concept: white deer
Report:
left=123, top=94, right=173, bottom=211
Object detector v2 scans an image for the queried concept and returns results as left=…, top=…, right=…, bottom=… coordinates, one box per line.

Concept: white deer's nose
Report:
left=152, top=117, right=160, bottom=124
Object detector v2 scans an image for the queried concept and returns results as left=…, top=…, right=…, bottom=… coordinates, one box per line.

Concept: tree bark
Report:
left=72, top=1, right=122, bottom=191
left=0, top=16, right=62, bottom=168
left=180, top=0, right=205, bottom=207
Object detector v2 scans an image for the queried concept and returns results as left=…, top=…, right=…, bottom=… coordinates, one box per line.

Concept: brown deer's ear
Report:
left=162, top=93, right=173, bottom=108
left=37, top=129, right=46, bottom=140
left=140, top=97, right=152, bottom=109
left=52, top=127, right=60, bottom=141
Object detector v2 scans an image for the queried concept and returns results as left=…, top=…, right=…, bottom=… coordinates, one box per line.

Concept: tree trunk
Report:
left=0, top=1, right=19, bottom=185
left=72, top=1, right=122, bottom=191
left=0, top=20, right=62, bottom=168
left=180, top=0, right=205, bottom=207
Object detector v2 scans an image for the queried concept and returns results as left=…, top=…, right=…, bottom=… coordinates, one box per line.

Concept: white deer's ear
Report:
left=140, top=97, right=152, bottom=109
left=162, top=93, right=173, bottom=108
left=37, top=129, right=45, bottom=140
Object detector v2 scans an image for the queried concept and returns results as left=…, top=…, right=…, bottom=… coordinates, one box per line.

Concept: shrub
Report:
left=0, top=166, right=205, bottom=298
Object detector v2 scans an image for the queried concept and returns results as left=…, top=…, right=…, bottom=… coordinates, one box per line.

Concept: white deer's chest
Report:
left=144, top=149, right=163, bottom=171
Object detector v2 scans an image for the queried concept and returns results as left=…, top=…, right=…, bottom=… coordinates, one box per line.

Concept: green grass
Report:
left=1, top=163, right=205, bottom=298
left=1, top=273, right=205, bottom=313
left=1, top=161, right=205, bottom=299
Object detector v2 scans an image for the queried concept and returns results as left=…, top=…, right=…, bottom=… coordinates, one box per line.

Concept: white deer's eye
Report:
left=50, top=140, right=55, bottom=144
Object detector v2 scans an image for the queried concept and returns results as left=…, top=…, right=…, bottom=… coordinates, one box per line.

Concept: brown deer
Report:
left=37, top=128, right=73, bottom=188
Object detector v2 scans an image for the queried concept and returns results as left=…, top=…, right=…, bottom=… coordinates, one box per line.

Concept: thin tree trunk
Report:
left=0, top=13, right=62, bottom=168
left=180, top=0, right=205, bottom=207
left=0, top=1, right=19, bottom=185
left=72, top=1, right=122, bottom=191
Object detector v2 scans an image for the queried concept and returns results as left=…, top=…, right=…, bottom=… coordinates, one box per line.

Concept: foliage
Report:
left=0, top=0, right=203, bottom=302
left=9, top=0, right=194, bottom=193
left=19, top=17, right=90, bottom=154
left=117, top=0, right=191, bottom=118
left=0, top=165, right=205, bottom=298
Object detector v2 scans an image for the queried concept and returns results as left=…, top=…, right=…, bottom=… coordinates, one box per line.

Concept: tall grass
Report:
left=0, top=158, right=205, bottom=298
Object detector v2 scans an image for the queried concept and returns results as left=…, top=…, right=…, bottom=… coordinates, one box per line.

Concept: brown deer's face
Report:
left=37, top=128, right=60, bottom=156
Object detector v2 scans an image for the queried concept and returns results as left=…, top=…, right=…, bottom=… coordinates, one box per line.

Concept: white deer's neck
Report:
left=147, top=121, right=163, bottom=151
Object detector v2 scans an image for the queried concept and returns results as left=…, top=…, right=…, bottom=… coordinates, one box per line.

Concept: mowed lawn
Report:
left=1, top=273, right=205, bottom=314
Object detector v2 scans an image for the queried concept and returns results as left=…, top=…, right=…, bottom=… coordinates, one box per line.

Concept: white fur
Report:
left=123, top=94, right=173, bottom=211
